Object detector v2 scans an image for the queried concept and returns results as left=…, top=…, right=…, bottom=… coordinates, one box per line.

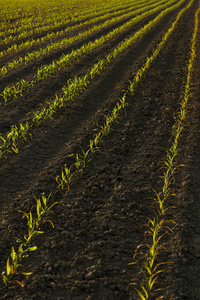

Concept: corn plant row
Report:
left=0, top=4, right=84, bottom=31
left=129, top=2, right=198, bottom=299
left=0, top=8, right=77, bottom=39
left=0, top=0, right=106, bottom=38
left=0, top=0, right=140, bottom=39
left=0, top=0, right=134, bottom=30
left=0, top=0, right=185, bottom=160
left=0, top=0, right=179, bottom=103
left=0, top=0, right=169, bottom=81
left=0, top=0, right=77, bottom=26
left=0, top=0, right=186, bottom=160
left=0, top=0, right=137, bottom=60
left=0, top=6, right=90, bottom=39
left=56, top=94, right=129, bottom=189
left=0, top=0, right=140, bottom=49
left=0, top=11, right=96, bottom=47
left=0, top=0, right=159, bottom=75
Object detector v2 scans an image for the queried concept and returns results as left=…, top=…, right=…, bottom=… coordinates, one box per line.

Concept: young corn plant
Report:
left=2, top=193, right=58, bottom=286
left=0, top=123, right=32, bottom=157
left=89, top=139, right=98, bottom=153
left=34, top=193, right=59, bottom=228
left=0, top=133, right=13, bottom=157
left=69, top=149, right=91, bottom=177
left=0, top=86, right=18, bottom=102
left=16, top=210, right=44, bottom=248
left=2, top=208, right=42, bottom=287
left=2, top=246, right=34, bottom=287
left=56, top=165, right=73, bottom=190
left=129, top=211, right=176, bottom=299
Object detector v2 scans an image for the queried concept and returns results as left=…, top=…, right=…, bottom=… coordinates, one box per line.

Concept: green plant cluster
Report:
left=0, top=123, right=31, bottom=158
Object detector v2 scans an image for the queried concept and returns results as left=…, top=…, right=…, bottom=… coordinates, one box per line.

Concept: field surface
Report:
left=0, top=0, right=200, bottom=299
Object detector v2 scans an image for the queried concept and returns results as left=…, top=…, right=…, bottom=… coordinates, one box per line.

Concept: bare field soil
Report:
left=0, top=0, right=200, bottom=299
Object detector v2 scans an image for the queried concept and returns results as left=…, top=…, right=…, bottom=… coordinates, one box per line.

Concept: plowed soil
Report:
left=0, top=0, right=200, bottom=299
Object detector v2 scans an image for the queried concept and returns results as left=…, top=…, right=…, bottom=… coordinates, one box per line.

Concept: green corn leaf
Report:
left=21, top=271, right=32, bottom=276
left=47, top=219, right=54, bottom=228
left=141, top=285, right=148, bottom=297
left=35, top=197, right=42, bottom=218
left=18, top=210, right=29, bottom=220
left=6, top=258, right=11, bottom=276
left=148, top=276, right=157, bottom=290
left=29, top=211, right=33, bottom=228
left=2, top=274, right=9, bottom=285
left=28, top=246, right=37, bottom=252
left=11, top=246, right=16, bottom=262
left=16, top=280, right=24, bottom=287
left=36, top=230, right=44, bottom=235
left=2, top=274, right=8, bottom=285
left=15, top=237, right=25, bottom=244
left=134, top=287, right=146, bottom=300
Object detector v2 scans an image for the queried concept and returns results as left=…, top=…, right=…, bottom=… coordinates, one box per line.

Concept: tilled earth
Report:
left=0, top=0, right=200, bottom=299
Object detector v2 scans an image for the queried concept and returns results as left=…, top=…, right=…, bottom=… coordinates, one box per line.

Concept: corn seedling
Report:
left=69, top=153, right=84, bottom=176
left=56, top=165, right=73, bottom=190
left=2, top=246, right=33, bottom=287
left=2, top=193, right=59, bottom=286
left=17, top=210, right=44, bottom=247
left=34, top=193, right=59, bottom=228
left=0, top=133, right=13, bottom=157
left=0, top=123, right=32, bottom=158
left=0, top=86, right=17, bottom=102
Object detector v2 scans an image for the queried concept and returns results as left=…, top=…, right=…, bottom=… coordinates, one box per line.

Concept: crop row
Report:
left=129, top=0, right=199, bottom=298
left=0, top=0, right=139, bottom=39
left=0, top=0, right=179, bottom=103
left=0, top=0, right=161, bottom=71
left=0, top=0, right=114, bottom=28
left=0, top=0, right=139, bottom=47
left=0, top=0, right=185, bottom=160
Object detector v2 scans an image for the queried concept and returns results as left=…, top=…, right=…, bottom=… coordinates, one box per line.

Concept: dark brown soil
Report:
left=0, top=0, right=200, bottom=299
